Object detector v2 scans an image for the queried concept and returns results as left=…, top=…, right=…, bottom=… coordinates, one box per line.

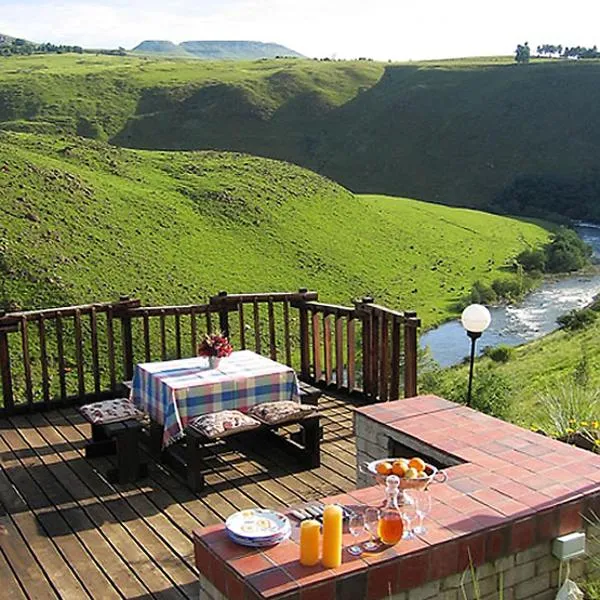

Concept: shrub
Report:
left=536, top=380, right=600, bottom=438
left=516, top=248, right=546, bottom=272
left=470, top=280, right=497, bottom=304
left=491, top=278, right=522, bottom=302
left=545, top=227, right=592, bottom=273
left=557, top=307, right=597, bottom=331
left=483, top=344, right=514, bottom=363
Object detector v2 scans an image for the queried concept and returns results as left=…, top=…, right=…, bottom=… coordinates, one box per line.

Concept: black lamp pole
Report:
left=466, top=330, right=482, bottom=407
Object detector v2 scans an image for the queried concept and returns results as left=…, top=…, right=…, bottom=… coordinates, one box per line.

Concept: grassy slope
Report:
left=2, top=54, right=600, bottom=210
left=443, top=318, right=600, bottom=427
left=0, top=132, right=547, bottom=326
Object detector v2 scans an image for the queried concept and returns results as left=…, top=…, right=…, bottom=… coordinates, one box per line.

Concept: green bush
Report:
left=516, top=248, right=546, bottom=272
left=557, top=308, right=597, bottom=331
left=470, top=280, right=497, bottom=304
left=491, top=278, right=522, bottom=302
left=483, top=344, right=514, bottom=363
left=536, top=380, right=600, bottom=438
left=545, top=227, right=592, bottom=273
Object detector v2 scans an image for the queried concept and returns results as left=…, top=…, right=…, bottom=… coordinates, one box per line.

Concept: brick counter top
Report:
left=193, top=396, right=600, bottom=600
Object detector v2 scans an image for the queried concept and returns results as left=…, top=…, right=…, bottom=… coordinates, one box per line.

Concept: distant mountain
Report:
left=132, top=39, right=303, bottom=60
left=0, top=33, right=35, bottom=45
left=131, top=40, right=194, bottom=57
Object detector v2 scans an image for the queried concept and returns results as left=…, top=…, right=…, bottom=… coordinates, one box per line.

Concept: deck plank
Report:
left=0, top=393, right=359, bottom=599
left=27, top=412, right=188, bottom=600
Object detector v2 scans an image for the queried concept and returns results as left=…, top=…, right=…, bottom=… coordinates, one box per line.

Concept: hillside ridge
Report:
left=132, top=39, right=303, bottom=59
left=0, top=131, right=547, bottom=324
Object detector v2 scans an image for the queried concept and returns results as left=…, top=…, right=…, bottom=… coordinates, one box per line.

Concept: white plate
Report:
left=225, top=509, right=290, bottom=540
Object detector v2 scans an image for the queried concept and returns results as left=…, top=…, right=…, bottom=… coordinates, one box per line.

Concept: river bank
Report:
left=421, top=224, right=600, bottom=367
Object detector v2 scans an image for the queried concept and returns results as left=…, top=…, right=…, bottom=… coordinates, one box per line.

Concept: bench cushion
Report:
left=188, top=410, right=262, bottom=440
left=79, top=398, right=145, bottom=425
left=248, top=400, right=317, bottom=426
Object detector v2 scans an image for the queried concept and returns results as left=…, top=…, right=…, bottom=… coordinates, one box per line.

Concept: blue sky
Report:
left=1, top=0, right=599, bottom=60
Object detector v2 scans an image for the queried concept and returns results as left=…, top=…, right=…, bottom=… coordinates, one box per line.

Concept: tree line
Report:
left=515, top=41, right=600, bottom=63
left=0, top=38, right=83, bottom=56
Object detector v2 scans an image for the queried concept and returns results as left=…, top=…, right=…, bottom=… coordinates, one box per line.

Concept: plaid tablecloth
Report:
left=130, top=350, right=300, bottom=447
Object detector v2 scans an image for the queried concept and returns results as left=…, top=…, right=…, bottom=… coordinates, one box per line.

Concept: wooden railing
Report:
left=0, top=290, right=420, bottom=416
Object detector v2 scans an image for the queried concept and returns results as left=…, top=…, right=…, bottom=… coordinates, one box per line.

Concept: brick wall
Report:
left=198, top=524, right=599, bottom=600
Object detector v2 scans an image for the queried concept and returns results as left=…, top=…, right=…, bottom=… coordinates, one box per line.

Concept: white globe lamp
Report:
left=460, top=304, right=492, bottom=406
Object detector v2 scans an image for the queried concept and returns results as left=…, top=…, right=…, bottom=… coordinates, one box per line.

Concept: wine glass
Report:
left=363, top=507, right=380, bottom=551
left=411, top=490, right=432, bottom=535
left=347, top=513, right=364, bottom=556
left=401, top=495, right=417, bottom=540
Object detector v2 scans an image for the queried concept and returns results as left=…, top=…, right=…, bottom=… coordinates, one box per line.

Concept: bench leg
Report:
left=85, top=423, right=116, bottom=458
left=106, top=424, right=147, bottom=484
left=186, top=433, right=206, bottom=492
left=301, top=418, right=321, bottom=469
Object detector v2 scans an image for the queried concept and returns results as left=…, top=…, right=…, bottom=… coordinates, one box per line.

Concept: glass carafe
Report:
left=377, top=474, right=404, bottom=545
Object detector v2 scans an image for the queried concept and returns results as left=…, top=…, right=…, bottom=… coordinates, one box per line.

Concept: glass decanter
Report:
left=377, top=474, right=404, bottom=545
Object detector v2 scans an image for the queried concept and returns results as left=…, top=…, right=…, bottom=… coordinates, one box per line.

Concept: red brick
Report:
left=225, top=569, right=246, bottom=599
left=457, top=533, right=486, bottom=570
left=536, top=509, right=559, bottom=542
left=231, top=553, right=274, bottom=577
left=397, top=550, right=430, bottom=591
left=284, top=561, right=335, bottom=588
left=248, top=567, right=299, bottom=598
left=366, top=561, right=399, bottom=599
left=510, top=517, right=536, bottom=553
left=194, top=540, right=214, bottom=578
left=559, top=501, right=583, bottom=534
left=428, top=540, right=459, bottom=580
left=300, top=581, right=336, bottom=600
left=485, top=525, right=509, bottom=561
left=212, top=556, right=227, bottom=595
left=262, top=540, right=301, bottom=567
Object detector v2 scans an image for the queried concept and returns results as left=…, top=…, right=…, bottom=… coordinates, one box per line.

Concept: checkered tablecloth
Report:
left=130, top=350, right=300, bottom=447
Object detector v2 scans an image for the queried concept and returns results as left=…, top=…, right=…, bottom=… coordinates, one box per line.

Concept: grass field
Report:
left=0, top=131, right=548, bottom=326
left=2, top=53, right=600, bottom=213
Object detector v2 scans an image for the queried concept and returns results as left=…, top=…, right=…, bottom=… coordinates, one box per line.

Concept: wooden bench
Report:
left=79, top=399, right=148, bottom=484
left=298, top=381, right=322, bottom=406
left=185, top=411, right=321, bottom=492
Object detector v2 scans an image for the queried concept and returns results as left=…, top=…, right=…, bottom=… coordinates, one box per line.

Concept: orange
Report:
left=408, top=457, right=426, bottom=473
left=375, top=461, right=393, bottom=476
left=392, top=460, right=409, bottom=477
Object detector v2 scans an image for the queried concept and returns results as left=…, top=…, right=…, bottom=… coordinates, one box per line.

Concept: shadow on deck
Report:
left=0, top=393, right=361, bottom=600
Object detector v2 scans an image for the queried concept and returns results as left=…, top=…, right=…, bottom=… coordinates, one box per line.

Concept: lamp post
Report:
left=461, top=304, right=492, bottom=407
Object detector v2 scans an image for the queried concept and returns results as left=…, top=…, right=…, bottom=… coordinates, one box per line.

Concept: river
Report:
left=420, top=224, right=600, bottom=367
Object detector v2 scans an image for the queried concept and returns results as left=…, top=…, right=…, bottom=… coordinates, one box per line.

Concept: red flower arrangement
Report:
left=197, top=332, right=233, bottom=358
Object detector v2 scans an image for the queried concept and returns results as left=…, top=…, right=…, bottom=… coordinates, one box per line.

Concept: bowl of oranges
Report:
left=362, top=456, right=447, bottom=489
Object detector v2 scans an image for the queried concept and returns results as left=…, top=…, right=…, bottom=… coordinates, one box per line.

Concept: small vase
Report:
left=208, top=356, right=221, bottom=369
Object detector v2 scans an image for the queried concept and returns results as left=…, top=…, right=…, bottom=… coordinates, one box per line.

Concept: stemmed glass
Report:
left=363, top=507, right=380, bottom=551
left=401, top=495, right=417, bottom=540
left=411, top=490, right=432, bottom=535
left=347, top=513, right=364, bottom=556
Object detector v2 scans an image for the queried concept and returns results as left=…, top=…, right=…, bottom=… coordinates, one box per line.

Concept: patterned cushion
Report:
left=79, top=398, right=145, bottom=425
left=247, top=401, right=317, bottom=426
left=188, top=410, right=262, bottom=439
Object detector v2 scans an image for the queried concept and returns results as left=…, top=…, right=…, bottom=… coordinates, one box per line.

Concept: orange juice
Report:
left=378, top=513, right=403, bottom=545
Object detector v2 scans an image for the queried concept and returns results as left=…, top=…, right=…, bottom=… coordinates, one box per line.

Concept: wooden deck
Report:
left=0, top=393, right=360, bottom=600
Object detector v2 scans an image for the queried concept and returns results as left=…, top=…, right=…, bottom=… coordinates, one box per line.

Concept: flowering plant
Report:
left=197, top=333, right=233, bottom=358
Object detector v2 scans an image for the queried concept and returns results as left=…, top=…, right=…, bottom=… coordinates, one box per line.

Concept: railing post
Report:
left=297, top=288, right=311, bottom=381
left=216, top=291, right=230, bottom=339
left=355, top=297, right=374, bottom=402
left=0, top=311, right=19, bottom=414
left=403, top=311, right=419, bottom=398
left=114, top=295, right=140, bottom=382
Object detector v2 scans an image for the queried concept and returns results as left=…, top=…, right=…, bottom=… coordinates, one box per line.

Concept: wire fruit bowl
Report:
left=361, top=458, right=447, bottom=490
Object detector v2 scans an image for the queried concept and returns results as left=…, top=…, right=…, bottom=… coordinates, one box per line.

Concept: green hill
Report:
left=1, top=54, right=599, bottom=219
left=0, top=131, right=547, bottom=325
